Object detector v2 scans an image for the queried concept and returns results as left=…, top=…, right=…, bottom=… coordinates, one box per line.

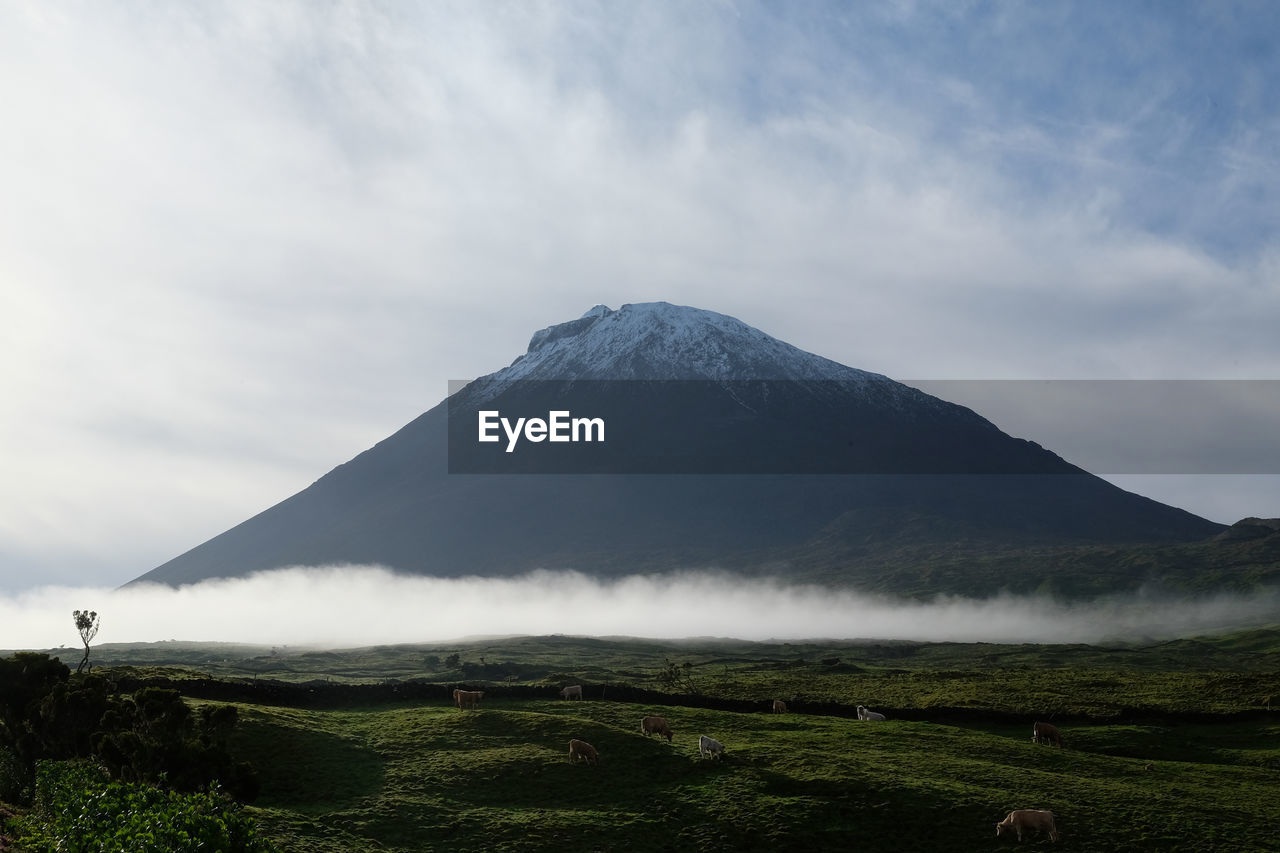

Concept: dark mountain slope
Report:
left=131, top=303, right=1224, bottom=593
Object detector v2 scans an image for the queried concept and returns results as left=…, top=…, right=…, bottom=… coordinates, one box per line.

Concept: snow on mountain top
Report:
left=445, top=301, right=975, bottom=425
left=486, top=301, right=888, bottom=385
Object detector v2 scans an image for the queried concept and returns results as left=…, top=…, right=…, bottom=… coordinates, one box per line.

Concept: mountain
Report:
left=130, top=303, right=1225, bottom=594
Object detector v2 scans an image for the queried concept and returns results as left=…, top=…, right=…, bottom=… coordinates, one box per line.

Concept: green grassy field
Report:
left=7, top=630, right=1280, bottom=851
left=68, top=629, right=1280, bottom=718
left=226, top=697, right=1280, bottom=852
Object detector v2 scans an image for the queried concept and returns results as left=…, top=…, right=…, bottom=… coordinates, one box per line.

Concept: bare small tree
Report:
left=73, top=609, right=100, bottom=673
left=656, top=656, right=700, bottom=694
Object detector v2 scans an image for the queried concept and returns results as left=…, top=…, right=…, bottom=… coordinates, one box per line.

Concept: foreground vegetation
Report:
left=10, top=762, right=275, bottom=853
left=4, top=629, right=1280, bottom=851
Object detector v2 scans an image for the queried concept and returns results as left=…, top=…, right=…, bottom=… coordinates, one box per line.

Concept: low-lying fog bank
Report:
left=2, top=566, right=1277, bottom=649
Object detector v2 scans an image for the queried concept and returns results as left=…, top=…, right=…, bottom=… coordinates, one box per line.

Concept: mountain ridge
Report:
left=131, top=302, right=1227, bottom=593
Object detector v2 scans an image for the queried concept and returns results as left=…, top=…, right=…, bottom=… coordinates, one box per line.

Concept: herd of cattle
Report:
left=452, top=685, right=1065, bottom=843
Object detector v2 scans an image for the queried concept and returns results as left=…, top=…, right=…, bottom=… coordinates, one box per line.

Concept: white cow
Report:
left=699, top=735, right=725, bottom=760
left=560, top=685, right=583, bottom=700
left=856, top=705, right=886, bottom=721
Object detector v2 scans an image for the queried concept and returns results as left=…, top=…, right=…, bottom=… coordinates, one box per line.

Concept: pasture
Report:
left=6, top=630, right=1280, bottom=851
left=227, top=696, right=1279, bottom=852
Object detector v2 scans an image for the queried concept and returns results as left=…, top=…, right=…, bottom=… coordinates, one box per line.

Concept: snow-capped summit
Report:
left=485, top=302, right=885, bottom=401
left=579, top=304, right=613, bottom=320
left=460, top=302, right=958, bottom=422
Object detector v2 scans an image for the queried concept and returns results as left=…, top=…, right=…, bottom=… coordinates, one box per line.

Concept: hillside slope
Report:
left=132, top=303, right=1224, bottom=593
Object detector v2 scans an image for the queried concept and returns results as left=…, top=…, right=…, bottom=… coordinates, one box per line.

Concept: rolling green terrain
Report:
left=6, top=630, right=1280, bottom=852
left=226, top=697, right=1280, bottom=852
left=45, top=620, right=1280, bottom=681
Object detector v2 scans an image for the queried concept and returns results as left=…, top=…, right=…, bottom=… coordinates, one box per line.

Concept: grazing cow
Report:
left=568, top=739, right=599, bottom=765
left=699, top=735, right=725, bottom=760
left=856, top=705, right=886, bottom=721
left=641, top=715, right=674, bottom=742
left=560, top=685, right=583, bottom=700
left=1032, top=721, right=1063, bottom=748
left=995, top=809, right=1058, bottom=843
left=456, top=690, right=484, bottom=710
left=772, top=699, right=788, bottom=714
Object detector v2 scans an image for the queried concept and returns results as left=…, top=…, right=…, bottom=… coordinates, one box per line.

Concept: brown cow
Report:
left=640, top=715, right=674, bottom=742
left=456, top=690, right=484, bottom=710
left=995, top=809, right=1058, bottom=842
left=772, top=699, right=788, bottom=714
left=1032, top=721, right=1063, bottom=748
left=568, top=738, right=599, bottom=765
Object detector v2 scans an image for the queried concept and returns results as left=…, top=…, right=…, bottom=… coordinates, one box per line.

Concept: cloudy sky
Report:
left=3, top=1, right=1279, bottom=594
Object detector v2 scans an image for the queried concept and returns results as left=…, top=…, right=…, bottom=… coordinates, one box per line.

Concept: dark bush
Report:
left=0, top=655, right=258, bottom=804
left=0, top=744, right=28, bottom=803
left=0, top=654, right=71, bottom=770
left=94, top=688, right=259, bottom=801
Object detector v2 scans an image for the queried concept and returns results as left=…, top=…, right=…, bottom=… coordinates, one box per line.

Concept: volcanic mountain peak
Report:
left=130, top=301, right=1227, bottom=592
left=494, top=301, right=885, bottom=385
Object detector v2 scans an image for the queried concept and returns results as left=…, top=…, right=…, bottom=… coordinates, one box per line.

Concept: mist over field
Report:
left=1, top=567, right=1277, bottom=651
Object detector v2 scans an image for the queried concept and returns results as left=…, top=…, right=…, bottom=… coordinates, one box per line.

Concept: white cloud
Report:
left=2, top=567, right=1276, bottom=651
left=1, top=3, right=1277, bottom=589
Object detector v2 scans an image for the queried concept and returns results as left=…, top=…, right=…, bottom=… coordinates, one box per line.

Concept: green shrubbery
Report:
left=12, top=760, right=276, bottom=853
left=0, top=654, right=258, bottom=805
left=0, top=653, right=71, bottom=772
left=94, top=688, right=259, bottom=801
